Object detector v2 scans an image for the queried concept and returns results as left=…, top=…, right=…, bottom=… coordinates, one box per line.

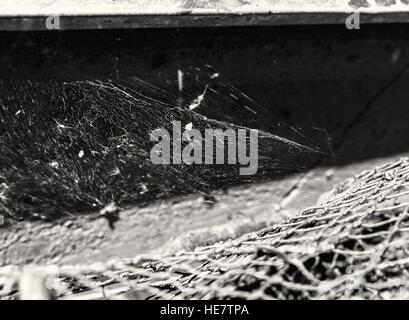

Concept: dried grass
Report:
left=2, top=158, right=409, bottom=299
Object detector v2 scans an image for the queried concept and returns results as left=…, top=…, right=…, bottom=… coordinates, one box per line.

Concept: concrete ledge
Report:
left=1, top=0, right=409, bottom=30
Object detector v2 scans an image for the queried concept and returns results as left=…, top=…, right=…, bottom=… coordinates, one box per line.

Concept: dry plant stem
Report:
left=3, top=158, right=409, bottom=299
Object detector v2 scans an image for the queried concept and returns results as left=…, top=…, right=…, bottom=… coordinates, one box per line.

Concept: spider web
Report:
left=0, top=70, right=322, bottom=222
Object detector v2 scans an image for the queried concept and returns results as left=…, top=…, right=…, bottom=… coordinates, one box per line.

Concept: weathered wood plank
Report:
left=1, top=0, right=409, bottom=30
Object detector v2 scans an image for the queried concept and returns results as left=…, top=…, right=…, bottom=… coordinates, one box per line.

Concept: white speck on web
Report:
left=178, top=69, right=184, bottom=93
left=110, top=168, right=120, bottom=176
left=140, top=184, right=148, bottom=194
left=49, top=161, right=59, bottom=169
left=55, top=120, right=70, bottom=129
left=189, top=85, right=208, bottom=110
left=185, top=122, right=193, bottom=131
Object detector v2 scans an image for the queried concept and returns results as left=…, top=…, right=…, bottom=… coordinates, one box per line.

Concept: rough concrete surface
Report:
left=0, top=0, right=405, bottom=16
left=1, top=154, right=403, bottom=266
left=1, top=0, right=409, bottom=30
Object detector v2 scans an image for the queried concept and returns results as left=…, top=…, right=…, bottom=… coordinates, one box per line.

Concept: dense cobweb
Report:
left=0, top=68, right=323, bottom=222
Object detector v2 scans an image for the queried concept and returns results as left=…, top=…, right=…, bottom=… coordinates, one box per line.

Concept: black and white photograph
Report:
left=1, top=0, right=409, bottom=306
